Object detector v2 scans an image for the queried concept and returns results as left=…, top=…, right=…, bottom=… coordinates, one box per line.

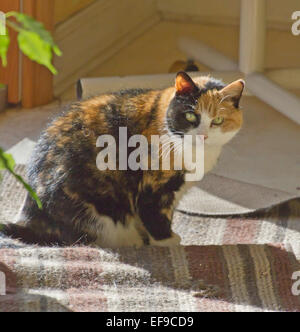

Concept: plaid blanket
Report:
left=0, top=167, right=300, bottom=312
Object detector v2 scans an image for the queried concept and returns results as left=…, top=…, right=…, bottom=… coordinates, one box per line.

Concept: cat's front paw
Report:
left=150, top=232, right=181, bottom=247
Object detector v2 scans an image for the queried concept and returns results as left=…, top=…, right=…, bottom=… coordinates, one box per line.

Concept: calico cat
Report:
left=2, top=72, right=244, bottom=248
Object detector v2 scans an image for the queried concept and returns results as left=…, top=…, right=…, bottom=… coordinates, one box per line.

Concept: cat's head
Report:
left=166, top=72, right=245, bottom=147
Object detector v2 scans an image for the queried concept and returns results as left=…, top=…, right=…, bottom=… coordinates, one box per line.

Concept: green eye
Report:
left=185, top=112, right=197, bottom=123
left=212, top=117, right=224, bottom=125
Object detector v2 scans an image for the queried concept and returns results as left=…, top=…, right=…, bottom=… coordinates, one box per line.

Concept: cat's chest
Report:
left=173, top=146, right=222, bottom=207
left=172, top=143, right=221, bottom=178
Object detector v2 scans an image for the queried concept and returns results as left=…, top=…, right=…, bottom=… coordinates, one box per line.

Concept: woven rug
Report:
left=0, top=244, right=300, bottom=312
left=0, top=166, right=300, bottom=312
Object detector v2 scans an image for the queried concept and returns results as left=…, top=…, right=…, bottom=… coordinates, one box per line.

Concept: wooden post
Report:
left=0, top=0, right=21, bottom=104
left=239, top=0, right=266, bottom=74
left=22, top=0, right=54, bottom=108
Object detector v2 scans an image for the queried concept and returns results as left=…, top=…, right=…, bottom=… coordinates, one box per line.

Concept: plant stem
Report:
left=6, top=19, right=23, bottom=33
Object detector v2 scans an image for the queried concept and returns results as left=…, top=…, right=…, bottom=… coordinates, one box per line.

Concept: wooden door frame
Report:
left=22, top=0, right=54, bottom=108
left=0, top=0, right=54, bottom=108
left=0, top=0, right=21, bottom=104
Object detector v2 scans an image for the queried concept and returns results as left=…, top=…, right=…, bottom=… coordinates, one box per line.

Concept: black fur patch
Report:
left=137, top=186, right=173, bottom=240
left=113, top=88, right=152, bottom=98
left=204, top=78, right=226, bottom=92
left=137, top=173, right=184, bottom=240
left=167, top=94, right=201, bottom=136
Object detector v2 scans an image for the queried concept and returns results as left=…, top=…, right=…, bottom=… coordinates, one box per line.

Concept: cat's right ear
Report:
left=219, top=79, right=245, bottom=108
left=175, top=72, right=198, bottom=96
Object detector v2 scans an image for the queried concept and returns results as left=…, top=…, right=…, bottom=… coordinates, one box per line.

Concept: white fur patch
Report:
left=92, top=215, right=144, bottom=249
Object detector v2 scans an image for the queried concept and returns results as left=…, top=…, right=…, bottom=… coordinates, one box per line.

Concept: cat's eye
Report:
left=185, top=112, right=197, bottom=123
left=211, top=117, right=224, bottom=126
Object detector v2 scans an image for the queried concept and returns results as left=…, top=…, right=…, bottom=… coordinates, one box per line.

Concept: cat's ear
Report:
left=219, top=79, right=245, bottom=108
left=175, top=72, right=198, bottom=96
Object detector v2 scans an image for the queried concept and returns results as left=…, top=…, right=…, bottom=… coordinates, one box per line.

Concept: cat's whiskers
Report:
left=159, top=140, right=174, bottom=159
left=173, top=142, right=183, bottom=155
left=161, top=135, right=184, bottom=162
left=159, top=134, right=181, bottom=160
left=71, top=234, right=87, bottom=247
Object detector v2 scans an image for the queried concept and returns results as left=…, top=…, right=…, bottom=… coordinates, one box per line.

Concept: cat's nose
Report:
left=204, top=135, right=208, bottom=140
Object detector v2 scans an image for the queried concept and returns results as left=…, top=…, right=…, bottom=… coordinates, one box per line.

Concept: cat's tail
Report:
left=0, top=222, right=61, bottom=246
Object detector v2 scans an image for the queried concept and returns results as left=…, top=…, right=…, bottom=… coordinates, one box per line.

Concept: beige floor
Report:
left=214, top=95, right=300, bottom=195
left=0, top=101, right=63, bottom=150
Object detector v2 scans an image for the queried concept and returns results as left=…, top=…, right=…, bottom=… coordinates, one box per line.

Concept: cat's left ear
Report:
left=219, top=79, right=245, bottom=108
left=175, top=72, right=198, bottom=96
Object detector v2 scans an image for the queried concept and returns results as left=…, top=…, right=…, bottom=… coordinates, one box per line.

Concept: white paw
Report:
left=150, top=232, right=182, bottom=247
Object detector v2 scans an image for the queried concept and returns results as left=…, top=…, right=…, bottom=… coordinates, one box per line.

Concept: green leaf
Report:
left=9, top=12, right=51, bottom=42
left=1, top=153, right=15, bottom=171
left=18, top=30, right=57, bottom=75
left=53, top=45, right=62, bottom=57
left=0, top=148, right=42, bottom=209
left=13, top=173, right=43, bottom=210
left=0, top=149, right=15, bottom=171
left=0, top=32, right=10, bottom=67
left=7, top=12, right=62, bottom=57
